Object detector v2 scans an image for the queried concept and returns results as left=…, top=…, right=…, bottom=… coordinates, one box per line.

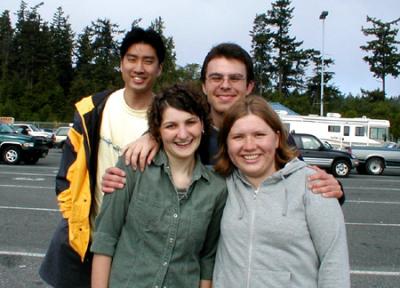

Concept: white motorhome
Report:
left=277, top=111, right=390, bottom=148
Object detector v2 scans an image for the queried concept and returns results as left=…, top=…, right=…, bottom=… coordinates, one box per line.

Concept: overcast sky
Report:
left=2, top=0, right=399, bottom=97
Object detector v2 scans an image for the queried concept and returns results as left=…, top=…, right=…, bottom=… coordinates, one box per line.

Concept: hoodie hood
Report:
left=227, top=157, right=308, bottom=218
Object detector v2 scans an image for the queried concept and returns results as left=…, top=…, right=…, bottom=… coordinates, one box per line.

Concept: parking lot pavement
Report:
left=340, top=172, right=400, bottom=287
left=0, top=150, right=399, bottom=287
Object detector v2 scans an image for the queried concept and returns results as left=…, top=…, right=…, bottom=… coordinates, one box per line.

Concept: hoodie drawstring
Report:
left=280, top=173, right=288, bottom=216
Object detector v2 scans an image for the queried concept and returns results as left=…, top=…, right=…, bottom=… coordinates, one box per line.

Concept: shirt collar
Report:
left=152, top=149, right=211, bottom=183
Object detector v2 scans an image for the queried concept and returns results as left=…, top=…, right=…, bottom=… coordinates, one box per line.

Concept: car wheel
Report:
left=366, top=157, right=384, bottom=175
left=332, top=159, right=351, bottom=177
left=2, top=146, right=21, bottom=164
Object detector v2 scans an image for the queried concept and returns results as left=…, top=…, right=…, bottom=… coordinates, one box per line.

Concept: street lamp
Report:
left=319, top=11, right=328, bottom=116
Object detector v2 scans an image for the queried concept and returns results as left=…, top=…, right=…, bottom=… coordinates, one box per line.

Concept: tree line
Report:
left=0, top=0, right=399, bottom=140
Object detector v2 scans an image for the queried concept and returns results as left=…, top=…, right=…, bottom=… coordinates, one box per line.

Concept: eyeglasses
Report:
left=206, top=73, right=246, bottom=85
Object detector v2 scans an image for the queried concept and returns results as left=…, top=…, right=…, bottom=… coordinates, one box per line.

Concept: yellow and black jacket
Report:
left=56, top=90, right=114, bottom=261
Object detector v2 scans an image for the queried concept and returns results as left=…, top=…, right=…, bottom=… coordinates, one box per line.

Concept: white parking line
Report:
left=345, top=186, right=400, bottom=191
left=0, top=206, right=58, bottom=212
left=1, top=250, right=399, bottom=277
left=0, top=171, right=56, bottom=176
left=351, top=270, right=400, bottom=276
left=347, top=200, right=400, bottom=205
left=0, top=184, right=53, bottom=189
left=0, top=251, right=45, bottom=258
left=346, top=222, right=400, bottom=227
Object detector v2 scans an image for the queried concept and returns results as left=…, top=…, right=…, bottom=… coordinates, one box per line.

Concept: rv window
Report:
left=328, top=125, right=340, bottom=133
left=344, top=126, right=350, bottom=136
left=355, top=127, right=365, bottom=136
left=370, top=127, right=387, bottom=140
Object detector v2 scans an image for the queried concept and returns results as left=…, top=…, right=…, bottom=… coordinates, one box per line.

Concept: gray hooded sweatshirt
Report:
left=213, top=158, right=350, bottom=288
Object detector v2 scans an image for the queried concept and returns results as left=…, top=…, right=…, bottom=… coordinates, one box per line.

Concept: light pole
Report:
left=319, top=11, right=328, bottom=116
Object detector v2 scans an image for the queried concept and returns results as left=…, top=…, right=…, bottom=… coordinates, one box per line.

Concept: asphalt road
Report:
left=0, top=149, right=399, bottom=287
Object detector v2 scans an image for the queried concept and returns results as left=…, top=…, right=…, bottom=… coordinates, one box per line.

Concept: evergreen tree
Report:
left=149, top=17, right=178, bottom=91
left=250, top=0, right=313, bottom=96
left=305, top=50, right=340, bottom=113
left=69, top=26, right=96, bottom=106
left=266, top=0, right=309, bottom=94
left=177, top=63, right=201, bottom=82
left=361, top=16, right=400, bottom=98
left=69, top=19, right=122, bottom=110
left=250, top=13, right=273, bottom=94
left=50, top=7, right=74, bottom=103
left=10, top=1, right=58, bottom=120
left=0, top=10, right=13, bottom=115
left=91, top=18, right=122, bottom=91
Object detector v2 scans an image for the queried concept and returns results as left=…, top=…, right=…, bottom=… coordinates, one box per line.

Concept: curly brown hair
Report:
left=147, top=83, right=210, bottom=145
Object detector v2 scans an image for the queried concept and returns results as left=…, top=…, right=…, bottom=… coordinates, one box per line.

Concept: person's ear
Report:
left=157, top=64, right=163, bottom=77
left=246, top=81, right=255, bottom=95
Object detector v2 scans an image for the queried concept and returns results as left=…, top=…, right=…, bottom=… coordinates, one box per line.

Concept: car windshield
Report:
left=0, top=124, right=15, bottom=133
left=57, top=127, right=70, bottom=136
left=30, top=124, right=41, bottom=132
left=301, top=136, right=321, bottom=150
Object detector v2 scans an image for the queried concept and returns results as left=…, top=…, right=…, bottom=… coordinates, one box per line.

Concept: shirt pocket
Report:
left=127, top=198, right=166, bottom=235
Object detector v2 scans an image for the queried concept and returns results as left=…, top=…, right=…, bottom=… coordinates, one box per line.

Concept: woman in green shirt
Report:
left=91, top=84, right=227, bottom=288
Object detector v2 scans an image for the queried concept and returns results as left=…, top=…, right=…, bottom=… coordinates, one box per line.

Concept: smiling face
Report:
left=227, top=114, right=280, bottom=187
left=202, top=57, right=254, bottom=126
left=120, top=42, right=162, bottom=96
left=160, top=107, right=203, bottom=161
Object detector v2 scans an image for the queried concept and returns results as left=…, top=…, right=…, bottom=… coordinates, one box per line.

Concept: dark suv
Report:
left=0, top=123, right=49, bottom=164
left=291, top=133, right=359, bottom=177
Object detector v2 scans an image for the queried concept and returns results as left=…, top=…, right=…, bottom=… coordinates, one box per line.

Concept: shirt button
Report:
left=155, top=286, right=158, bottom=288
left=173, top=213, right=178, bottom=218
left=169, top=238, right=174, bottom=243
left=163, top=261, right=168, bottom=266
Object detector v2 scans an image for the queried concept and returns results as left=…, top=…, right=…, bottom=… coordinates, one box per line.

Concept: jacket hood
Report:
left=228, top=157, right=307, bottom=218
left=270, top=157, right=307, bottom=181
left=234, top=157, right=307, bottom=186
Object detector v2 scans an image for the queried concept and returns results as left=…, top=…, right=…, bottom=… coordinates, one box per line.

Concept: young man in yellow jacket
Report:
left=39, top=27, right=166, bottom=288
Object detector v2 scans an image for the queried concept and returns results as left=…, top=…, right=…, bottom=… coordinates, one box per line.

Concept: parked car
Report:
left=0, top=123, right=49, bottom=164
left=291, top=133, right=359, bottom=177
left=349, top=144, right=400, bottom=175
left=13, top=123, right=55, bottom=148
left=54, top=126, right=71, bottom=149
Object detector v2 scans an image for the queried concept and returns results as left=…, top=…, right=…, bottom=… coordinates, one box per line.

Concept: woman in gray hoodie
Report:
left=213, top=95, right=350, bottom=288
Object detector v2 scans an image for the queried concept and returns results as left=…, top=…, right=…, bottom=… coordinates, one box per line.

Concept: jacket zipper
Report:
left=246, top=188, right=258, bottom=288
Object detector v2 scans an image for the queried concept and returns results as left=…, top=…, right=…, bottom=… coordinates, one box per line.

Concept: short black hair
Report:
left=119, top=27, right=166, bottom=64
left=200, top=43, right=254, bottom=84
left=148, top=83, right=210, bottom=144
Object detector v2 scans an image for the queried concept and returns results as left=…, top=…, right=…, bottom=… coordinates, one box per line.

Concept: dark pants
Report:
left=39, top=218, right=92, bottom=288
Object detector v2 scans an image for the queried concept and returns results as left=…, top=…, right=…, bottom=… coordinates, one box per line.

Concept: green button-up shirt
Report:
left=91, top=149, right=227, bottom=288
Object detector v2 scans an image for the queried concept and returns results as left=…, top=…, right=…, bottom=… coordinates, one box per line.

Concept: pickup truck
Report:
left=350, top=143, right=400, bottom=175
left=13, top=123, right=55, bottom=148
left=0, top=123, right=49, bottom=164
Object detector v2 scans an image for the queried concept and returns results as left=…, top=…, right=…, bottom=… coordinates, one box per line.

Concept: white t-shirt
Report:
left=91, top=88, right=149, bottom=231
